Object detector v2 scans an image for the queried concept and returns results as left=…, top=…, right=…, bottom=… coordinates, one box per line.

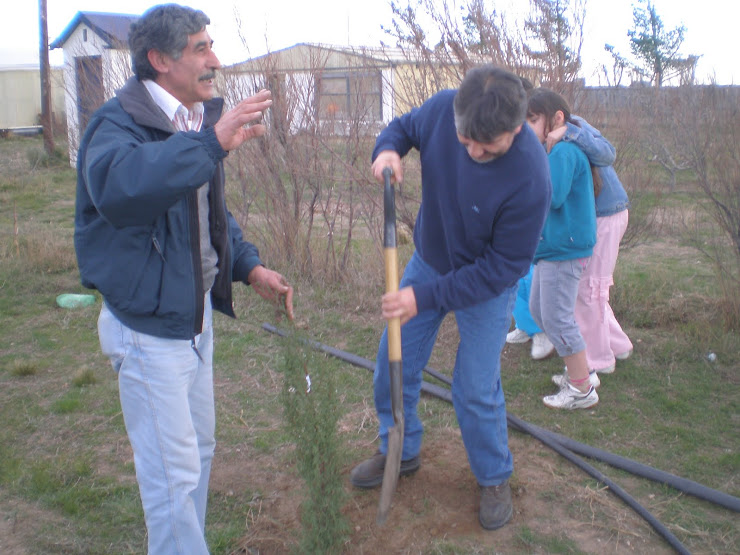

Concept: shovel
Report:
left=377, top=166, right=404, bottom=526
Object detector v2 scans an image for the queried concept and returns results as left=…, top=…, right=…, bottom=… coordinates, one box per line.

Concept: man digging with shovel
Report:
left=350, top=65, right=551, bottom=530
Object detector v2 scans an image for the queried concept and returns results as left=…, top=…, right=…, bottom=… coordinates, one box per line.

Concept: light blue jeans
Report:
left=374, top=252, right=516, bottom=486
left=98, top=297, right=215, bottom=555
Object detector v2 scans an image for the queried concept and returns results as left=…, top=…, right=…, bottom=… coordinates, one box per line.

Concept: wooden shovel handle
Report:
left=383, top=167, right=401, bottom=362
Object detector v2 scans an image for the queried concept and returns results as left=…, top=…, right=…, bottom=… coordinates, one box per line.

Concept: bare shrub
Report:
left=24, top=229, right=77, bottom=274
left=219, top=47, right=388, bottom=284
left=381, top=0, right=527, bottom=98
left=2, top=227, right=77, bottom=274
left=574, top=88, right=665, bottom=249
left=381, top=0, right=470, bottom=107
left=611, top=85, right=740, bottom=328
left=670, top=87, right=740, bottom=327
left=216, top=0, right=658, bottom=290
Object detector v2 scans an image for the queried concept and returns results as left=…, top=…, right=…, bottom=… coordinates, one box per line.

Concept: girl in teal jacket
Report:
left=526, top=88, right=598, bottom=410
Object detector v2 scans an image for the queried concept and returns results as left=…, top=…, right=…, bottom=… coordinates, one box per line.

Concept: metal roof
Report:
left=50, top=12, right=139, bottom=50
left=227, top=42, right=422, bottom=73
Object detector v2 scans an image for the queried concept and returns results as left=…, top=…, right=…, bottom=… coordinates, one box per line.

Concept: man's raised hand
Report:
left=214, top=89, right=273, bottom=151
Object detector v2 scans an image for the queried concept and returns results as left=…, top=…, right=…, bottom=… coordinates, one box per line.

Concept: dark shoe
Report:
left=349, top=450, right=420, bottom=489
left=479, top=480, right=513, bottom=530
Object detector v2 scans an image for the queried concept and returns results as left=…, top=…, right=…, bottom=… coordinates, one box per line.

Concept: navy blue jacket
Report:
left=372, top=89, right=551, bottom=313
left=75, top=77, right=262, bottom=339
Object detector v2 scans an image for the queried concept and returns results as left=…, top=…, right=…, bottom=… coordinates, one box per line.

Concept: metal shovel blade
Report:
left=377, top=420, right=403, bottom=524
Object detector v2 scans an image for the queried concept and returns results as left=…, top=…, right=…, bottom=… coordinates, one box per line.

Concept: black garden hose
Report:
left=262, top=323, right=739, bottom=553
left=506, top=413, right=690, bottom=555
left=261, top=323, right=452, bottom=402
left=506, top=416, right=740, bottom=513
left=261, top=323, right=739, bottom=511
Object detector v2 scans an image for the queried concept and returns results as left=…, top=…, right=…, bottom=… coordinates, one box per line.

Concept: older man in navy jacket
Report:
left=75, top=5, right=293, bottom=553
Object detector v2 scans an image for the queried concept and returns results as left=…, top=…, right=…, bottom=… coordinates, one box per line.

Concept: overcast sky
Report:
left=3, top=0, right=737, bottom=85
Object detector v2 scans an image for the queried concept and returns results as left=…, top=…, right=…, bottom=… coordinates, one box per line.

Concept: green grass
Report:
left=7, top=359, right=39, bottom=376
left=0, top=135, right=738, bottom=554
left=515, top=525, right=584, bottom=554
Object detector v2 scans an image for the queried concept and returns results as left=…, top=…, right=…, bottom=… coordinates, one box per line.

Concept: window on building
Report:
left=317, top=71, right=382, bottom=122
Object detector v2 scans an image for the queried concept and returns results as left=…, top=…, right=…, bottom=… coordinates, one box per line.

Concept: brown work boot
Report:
left=349, top=450, right=421, bottom=489
left=479, top=480, right=513, bottom=530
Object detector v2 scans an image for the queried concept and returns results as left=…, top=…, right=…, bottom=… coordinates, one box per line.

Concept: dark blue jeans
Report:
left=374, top=252, right=516, bottom=486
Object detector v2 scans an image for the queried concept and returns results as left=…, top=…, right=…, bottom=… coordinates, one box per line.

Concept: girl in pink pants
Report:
left=575, top=210, right=633, bottom=373
left=549, top=114, right=633, bottom=376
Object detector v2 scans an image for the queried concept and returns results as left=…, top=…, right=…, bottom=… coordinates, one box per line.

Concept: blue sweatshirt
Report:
left=533, top=141, right=596, bottom=262
left=372, top=89, right=551, bottom=313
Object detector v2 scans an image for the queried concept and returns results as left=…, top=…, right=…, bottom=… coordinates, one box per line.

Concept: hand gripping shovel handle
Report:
left=377, top=166, right=405, bottom=526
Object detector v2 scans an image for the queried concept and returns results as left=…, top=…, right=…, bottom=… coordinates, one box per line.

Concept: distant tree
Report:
left=627, top=0, right=697, bottom=86
left=462, top=0, right=523, bottom=69
left=523, top=0, right=585, bottom=89
left=601, top=44, right=630, bottom=87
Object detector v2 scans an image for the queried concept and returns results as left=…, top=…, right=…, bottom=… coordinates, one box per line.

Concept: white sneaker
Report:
left=543, top=383, right=599, bottom=410
left=594, top=363, right=616, bottom=374
left=531, top=333, right=555, bottom=360
left=552, top=369, right=600, bottom=389
left=506, top=328, right=531, bottom=344
left=615, top=349, right=633, bottom=361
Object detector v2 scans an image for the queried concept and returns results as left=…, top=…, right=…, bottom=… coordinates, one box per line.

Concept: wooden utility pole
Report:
left=39, top=0, right=55, bottom=154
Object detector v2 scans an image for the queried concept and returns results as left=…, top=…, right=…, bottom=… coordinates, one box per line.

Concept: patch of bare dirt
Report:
left=0, top=510, right=29, bottom=555
left=0, top=494, right=64, bottom=555
left=210, top=427, right=675, bottom=554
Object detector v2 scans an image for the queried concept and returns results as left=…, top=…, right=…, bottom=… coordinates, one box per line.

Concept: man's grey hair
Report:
left=128, top=4, right=210, bottom=81
left=453, top=65, right=527, bottom=143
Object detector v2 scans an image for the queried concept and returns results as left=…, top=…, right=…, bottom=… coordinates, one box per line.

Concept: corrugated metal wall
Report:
left=0, top=67, right=66, bottom=129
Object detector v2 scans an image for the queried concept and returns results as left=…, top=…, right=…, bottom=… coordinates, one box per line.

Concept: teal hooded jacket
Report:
left=533, top=140, right=597, bottom=262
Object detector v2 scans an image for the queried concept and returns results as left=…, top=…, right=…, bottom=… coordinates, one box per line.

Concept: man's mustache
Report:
left=199, top=72, right=216, bottom=81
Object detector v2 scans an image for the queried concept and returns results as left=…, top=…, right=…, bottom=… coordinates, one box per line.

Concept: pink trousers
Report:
left=575, top=210, right=633, bottom=371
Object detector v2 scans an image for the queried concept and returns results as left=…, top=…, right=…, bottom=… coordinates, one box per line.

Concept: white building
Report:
left=50, top=12, right=138, bottom=163
left=0, top=64, right=65, bottom=134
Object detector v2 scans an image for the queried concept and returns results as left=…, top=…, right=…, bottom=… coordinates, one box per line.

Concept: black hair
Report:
left=527, top=87, right=602, bottom=196
left=526, top=87, right=573, bottom=129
